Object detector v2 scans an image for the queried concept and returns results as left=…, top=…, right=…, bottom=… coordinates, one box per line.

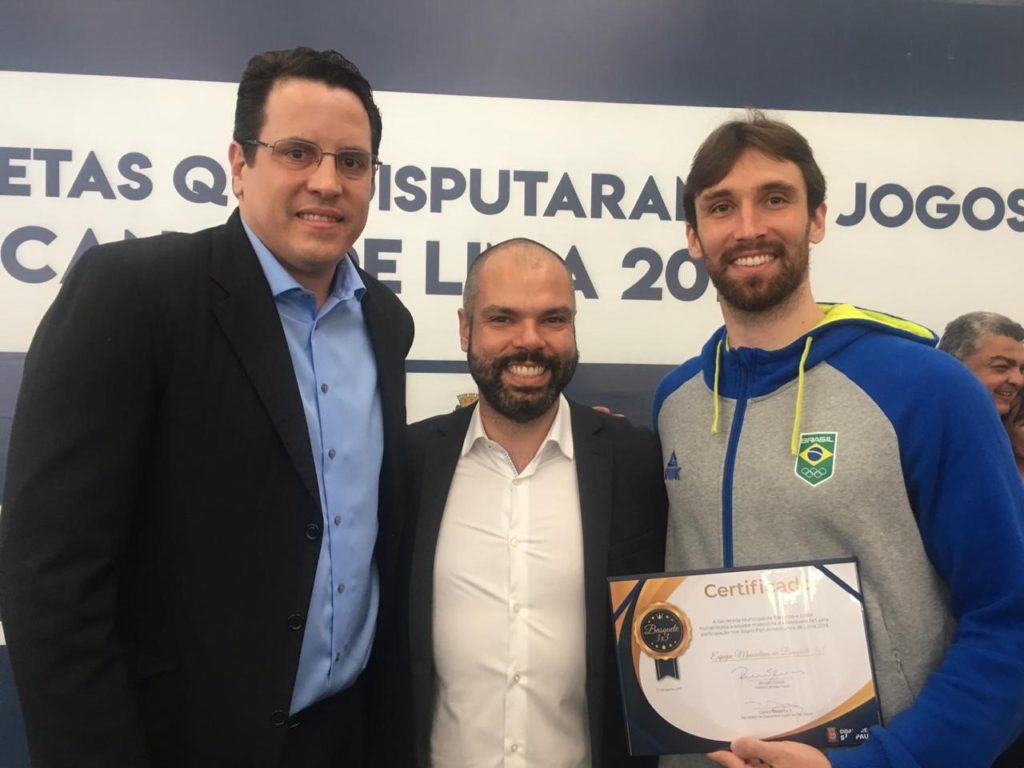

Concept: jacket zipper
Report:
left=720, top=350, right=750, bottom=568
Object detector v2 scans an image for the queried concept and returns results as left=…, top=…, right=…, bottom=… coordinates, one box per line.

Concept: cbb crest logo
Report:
left=795, top=432, right=838, bottom=487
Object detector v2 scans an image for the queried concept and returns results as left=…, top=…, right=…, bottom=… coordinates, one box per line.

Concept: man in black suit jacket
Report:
left=407, top=238, right=666, bottom=767
left=0, top=48, right=413, bottom=767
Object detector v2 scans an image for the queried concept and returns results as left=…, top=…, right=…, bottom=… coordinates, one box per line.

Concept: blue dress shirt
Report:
left=242, top=220, right=383, bottom=714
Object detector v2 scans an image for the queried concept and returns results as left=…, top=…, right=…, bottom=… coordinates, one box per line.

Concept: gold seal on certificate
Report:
left=608, top=559, right=881, bottom=755
left=633, top=602, right=691, bottom=680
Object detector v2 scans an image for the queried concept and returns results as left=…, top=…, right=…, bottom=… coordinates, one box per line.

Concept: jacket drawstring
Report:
left=711, top=338, right=723, bottom=435
left=712, top=334, right=814, bottom=453
left=790, top=336, right=814, bottom=455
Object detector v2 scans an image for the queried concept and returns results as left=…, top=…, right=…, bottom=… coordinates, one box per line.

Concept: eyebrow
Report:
left=698, top=189, right=733, bottom=205
left=760, top=181, right=800, bottom=196
left=988, top=355, right=1024, bottom=365
left=480, top=304, right=574, bottom=317
left=282, top=136, right=372, bottom=152
left=698, top=181, right=800, bottom=202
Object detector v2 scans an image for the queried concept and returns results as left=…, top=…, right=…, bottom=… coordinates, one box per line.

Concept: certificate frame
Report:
left=609, top=558, right=881, bottom=755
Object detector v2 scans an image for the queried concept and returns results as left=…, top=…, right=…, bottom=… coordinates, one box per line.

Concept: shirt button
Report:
left=321, top=383, right=329, bottom=393
left=335, top=651, right=342, bottom=662
left=513, top=673, right=521, bottom=683
left=333, top=515, right=342, bottom=526
left=328, top=448, right=336, bottom=460
left=511, top=744, right=519, bottom=753
left=510, top=537, right=519, bottom=548
left=512, top=603, right=521, bottom=613
left=337, top=583, right=346, bottom=594
left=287, top=613, right=304, bottom=631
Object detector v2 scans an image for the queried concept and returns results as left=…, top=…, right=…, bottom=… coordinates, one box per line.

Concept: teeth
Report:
left=733, top=253, right=774, bottom=267
left=509, top=364, right=545, bottom=376
left=298, top=213, right=340, bottom=222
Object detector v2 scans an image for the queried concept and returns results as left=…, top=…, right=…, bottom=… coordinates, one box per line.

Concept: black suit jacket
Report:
left=406, top=400, right=667, bottom=768
left=0, top=210, right=414, bottom=767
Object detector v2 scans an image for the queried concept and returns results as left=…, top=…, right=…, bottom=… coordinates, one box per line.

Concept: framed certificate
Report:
left=608, top=559, right=880, bottom=755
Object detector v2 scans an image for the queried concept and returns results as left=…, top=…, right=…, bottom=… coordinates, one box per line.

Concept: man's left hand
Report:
left=707, top=737, right=831, bottom=768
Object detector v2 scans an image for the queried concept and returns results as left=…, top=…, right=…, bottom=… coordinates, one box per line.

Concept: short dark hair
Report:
left=463, top=238, right=573, bottom=318
left=938, top=311, right=1024, bottom=361
left=683, top=109, right=826, bottom=229
left=233, top=47, right=382, bottom=164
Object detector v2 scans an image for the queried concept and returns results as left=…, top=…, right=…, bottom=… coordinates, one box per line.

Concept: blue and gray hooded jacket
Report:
left=654, top=304, right=1024, bottom=768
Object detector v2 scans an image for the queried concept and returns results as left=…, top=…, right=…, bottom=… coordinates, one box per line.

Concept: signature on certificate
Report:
left=742, top=699, right=806, bottom=717
left=732, top=666, right=806, bottom=685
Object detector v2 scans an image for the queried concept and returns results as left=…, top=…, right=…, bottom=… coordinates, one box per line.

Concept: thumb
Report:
left=730, top=736, right=774, bottom=760
left=705, top=749, right=749, bottom=768
left=731, top=736, right=831, bottom=767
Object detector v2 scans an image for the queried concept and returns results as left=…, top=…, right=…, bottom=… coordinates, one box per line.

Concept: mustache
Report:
left=499, top=350, right=555, bottom=367
left=723, top=238, right=785, bottom=261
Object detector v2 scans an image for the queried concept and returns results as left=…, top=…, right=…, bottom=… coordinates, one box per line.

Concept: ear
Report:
left=809, top=202, right=827, bottom=244
left=228, top=141, right=247, bottom=200
left=458, top=308, right=470, bottom=353
left=685, top=223, right=705, bottom=261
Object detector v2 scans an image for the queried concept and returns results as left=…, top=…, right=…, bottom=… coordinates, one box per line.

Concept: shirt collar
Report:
left=241, top=215, right=366, bottom=302
left=462, top=394, right=574, bottom=462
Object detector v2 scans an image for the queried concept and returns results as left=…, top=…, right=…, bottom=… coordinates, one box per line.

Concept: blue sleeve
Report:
left=652, top=357, right=704, bottom=433
left=831, top=344, right=1024, bottom=768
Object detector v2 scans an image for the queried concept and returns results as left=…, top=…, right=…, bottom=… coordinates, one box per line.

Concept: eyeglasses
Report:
left=243, top=138, right=381, bottom=180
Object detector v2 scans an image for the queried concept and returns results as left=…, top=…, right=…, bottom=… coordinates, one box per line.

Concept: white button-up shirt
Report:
left=431, top=396, right=591, bottom=768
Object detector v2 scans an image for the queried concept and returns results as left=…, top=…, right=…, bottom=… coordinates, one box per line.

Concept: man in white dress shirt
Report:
left=406, top=238, right=667, bottom=767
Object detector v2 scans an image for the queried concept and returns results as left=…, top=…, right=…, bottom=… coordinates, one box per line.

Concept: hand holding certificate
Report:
left=609, top=559, right=880, bottom=755
left=707, top=736, right=833, bottom=768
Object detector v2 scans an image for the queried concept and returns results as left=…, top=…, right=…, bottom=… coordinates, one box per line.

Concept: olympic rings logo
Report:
left=799, top=466, right=829, bottom=479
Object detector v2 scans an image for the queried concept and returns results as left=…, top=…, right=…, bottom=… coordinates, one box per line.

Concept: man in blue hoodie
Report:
left=654, top=111, right=1024, bottom=768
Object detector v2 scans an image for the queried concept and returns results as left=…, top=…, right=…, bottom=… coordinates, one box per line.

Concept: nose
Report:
left=306, top=158, right=343, bottom=197
left=1009, top=365, right=1024, bottom=389
left=514, top=320, right=544, bottom=350
left=735, top=203, right=765, bottom=241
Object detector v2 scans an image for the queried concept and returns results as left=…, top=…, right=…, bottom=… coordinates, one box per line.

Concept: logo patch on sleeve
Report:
left=664, top=450, right=681, bottom=481
left=795, top=432, right=837, bottom=486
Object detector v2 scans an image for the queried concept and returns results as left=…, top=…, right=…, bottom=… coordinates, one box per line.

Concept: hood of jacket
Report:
left=701, top=303, right=938, bottom=399
left=698, top=303, right=938, bottom=454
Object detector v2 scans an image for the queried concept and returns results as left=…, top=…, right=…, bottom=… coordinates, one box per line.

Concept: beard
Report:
left=703, top=233, right=810, bottom=314
left=467, top=344, right=579, bottom=424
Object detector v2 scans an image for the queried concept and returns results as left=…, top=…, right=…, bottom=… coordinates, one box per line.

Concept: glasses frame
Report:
left=243, top=138, right=382, bottom=180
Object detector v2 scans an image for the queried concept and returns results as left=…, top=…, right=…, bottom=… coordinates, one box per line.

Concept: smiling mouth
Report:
left=725, top=239, right=785, bottom=267
left=507, top=363, right=547, bottom=378
left=732, top=253, right=776, bottom=267
left=297, top=212, right=343, bottom=223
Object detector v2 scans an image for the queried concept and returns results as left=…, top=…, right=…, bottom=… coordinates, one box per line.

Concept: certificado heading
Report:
left=704, top=577, right=814, bottom=599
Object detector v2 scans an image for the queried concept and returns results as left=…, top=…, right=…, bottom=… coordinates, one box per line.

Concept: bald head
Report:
left=463, top=238, right=574, bottom=319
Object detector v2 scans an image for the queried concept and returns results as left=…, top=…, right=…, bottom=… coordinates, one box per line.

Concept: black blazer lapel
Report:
left=360, top=272, right=406, bottom=428
left=208, top=211, right=319, bottom=505
left=408, top=405, right=474, bottom=766
left=569, top=401, right=616, bottom=763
